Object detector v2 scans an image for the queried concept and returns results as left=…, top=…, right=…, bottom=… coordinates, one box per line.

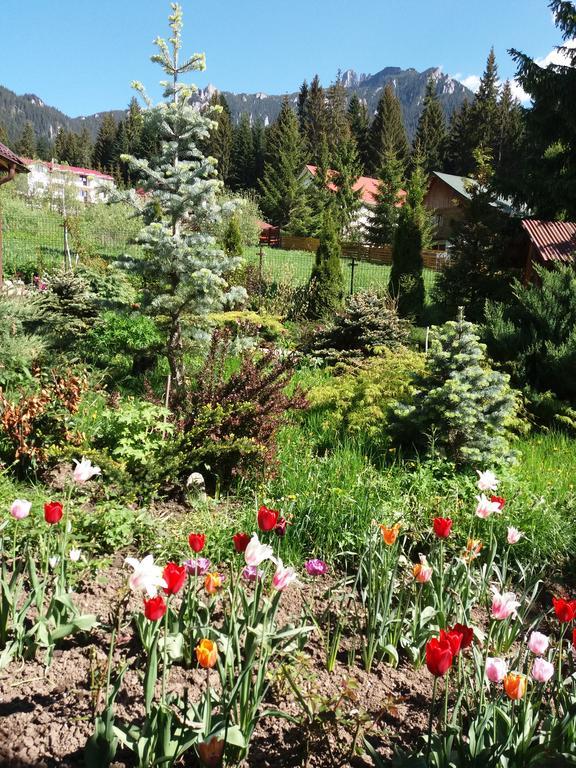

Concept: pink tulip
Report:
left=305, top=559, right=329, bottom=576
left=491, top=586, right=520, bottom=620
left=413, top=554, right=433, bottom=583
left=272, top=559, right=298, bottom=591
left=476, top=470, right=499, bottom=492
left=73, top=457, right=101, bottom=483
left=486, top=657, right=508, bottom=683
left=531, top=657, right=554, bottom=683
left=507, top=527, right=523, bottom=545
left=242, top=565, right=264, bottom=582
left=10, top=499, right=31, bottom=520
left=184, top=557, right=211, bottom=576
left=244, top=533, right=274, bottom=567
left=527, top=631, right=549, bottom=655
left=475, top=494, right=502, bottom=519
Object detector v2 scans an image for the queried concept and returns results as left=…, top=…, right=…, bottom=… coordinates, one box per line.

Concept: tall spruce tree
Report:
left=16, top=121, right=36, bottom=158
left=326, top=75, right=351, bottom=154
left=230, top=113, right=255, bottom=190
left=297, top=80, right=309, bottom=133
left=331, top=137, right=362, bottom=236
left=251, top=120, right=266, bottom=185
left=259, top=97, right=310, bottom=229
left=306, top=211, right=344, bottom=320
left=413, top=77, right=447, bottom=173
left=303, top=75, right=328, bottom=164
left=347, top=93, right=370, bottom=172
left=368, top=83, right=410, bottom=173
left=471, top=48, right=501, bottom=155
left=93, top=113, right=118, bottom=171
left=118, top=3, right=244, bottom=398
left=204, top=92, right=233, bottom=185
left=493, top=80, right=524, bottom=188
left=444, top=100, right=476, bottom=175
left=366, top=149, right=405, bottom=245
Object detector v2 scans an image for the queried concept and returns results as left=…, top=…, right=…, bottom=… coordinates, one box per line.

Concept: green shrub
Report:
left=0, top=294, right=45, bottom=389
left=391, top=313, right=521, bottom=466
left=306, top=289, right=411, bottom=364
left=207, top=310, right=287, bottom=342
left=217, top=193, right=261, bottom=247
left=222, top=216, right=243, bottom=257
left=305, top=214, right=344, bottom=320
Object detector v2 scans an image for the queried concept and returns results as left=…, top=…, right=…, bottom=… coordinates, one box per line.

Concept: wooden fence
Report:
left=279, top=234, right=449, bottom=272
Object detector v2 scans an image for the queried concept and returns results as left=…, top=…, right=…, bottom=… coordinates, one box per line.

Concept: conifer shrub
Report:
left=222, top=216, right=243, bottom=258
left=305, top=214, right=344, bottom=320
left=391, top=312, right=520, bottom=466
left=306, top=289, right=411, bottom=364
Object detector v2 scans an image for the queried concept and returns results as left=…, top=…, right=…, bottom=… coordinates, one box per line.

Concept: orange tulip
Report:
left=503, top=672, right=527, bottom=700
left=197, top=735, right=225, bottom=767
left=379, top=522, right=401, bottom=546
left=196, top=638, right=219, bottom=669
left=463, top=538, right=483, bottom=562
left=204, top=571, right=223, bottom=595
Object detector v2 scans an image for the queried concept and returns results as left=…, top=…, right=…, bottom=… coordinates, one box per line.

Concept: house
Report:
left=424, top=171, right=516, bottom=242
left=520, top=219, right=576, bottom=282
left=0, top=141, right=28, bottom=186
left=24, top=159, right=115, bottom=204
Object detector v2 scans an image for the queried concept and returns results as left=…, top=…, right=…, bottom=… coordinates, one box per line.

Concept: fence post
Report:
left=349, top=256, right=356, bottom=295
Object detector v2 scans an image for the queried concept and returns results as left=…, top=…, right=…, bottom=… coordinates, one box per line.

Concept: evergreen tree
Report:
left=433, top=149, right=518, bottom=322
left=366, top=149, right=405, bottom=245
left=493, top=80, right=524, bottom=188
left=230, top=113, right=254, bottom=190
left=76, top=126, right=93, bottom=167
left=297, top=80, right=309, bottom=133
left=36, top=136, right=53, bottom=161
left=368, top=83, right=410, bottom=173
left=347, top=93, right=370, bottom=172
left=93, top=113, right=117, bottom=171
left=508, top=0, right=576, bottom=218
left=0, top=123, right=9, bottom=146
left=391, top=311, right=518, bottom=466
left=259, top=97, right=310, bottom=229
left=330, top=137, right=362, bottom=236
left=204, top=92, right=233, bottom=185
left=413, top=77, right=447, bottom=173
left=251, top=120, right=266, bottom=185
left=306, top=212, right=344, bottom=320
left=444, top=100, right=476, bottom=175
left=325, top=74, right=351, bottom=154
left=118, top=4, right=244, bottom=398
left=471, top=48, right=501, bottom=155
left=303, top=75, right=328, bottom=164
left=222, top=216, right=243, bottom=257
left=16, top=121, right=37, bottom=158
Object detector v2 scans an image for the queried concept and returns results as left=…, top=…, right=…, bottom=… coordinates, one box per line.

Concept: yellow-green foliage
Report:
left=306, top=347, right=425, bottom=446
left=208, top=310, right=287, bottom=341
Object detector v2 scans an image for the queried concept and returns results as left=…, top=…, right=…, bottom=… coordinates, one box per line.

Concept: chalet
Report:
left=520, top=219, right=576, bottom=282
left=24, top=159, right=115, bottom=203
left=0, top=141, right=28, bottom=186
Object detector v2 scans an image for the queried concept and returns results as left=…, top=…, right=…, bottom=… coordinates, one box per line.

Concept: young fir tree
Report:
left=230, top=113, right=255, bottom=190
left=471, top=48, right=501, bottom=157
left=204, top=92, right=233, bottom=185
left=118, top=3, right=245, bottom=398
left=16, top=121, right=36, bottom=158
left=259, top=97, right=311, bottom=229
left=93, top=113, right=118, bottom=171
left=306, top=212, right=344, bottom=320
left=368, top=83, right=410, bottom=173
left=366, top=149, right=404, bottom=245
left=413, top=77, right=447, bottom=173
left=222, top=216, right=243, bottom=257
left=347, top=93, right=370, bottom=172
left=330, top=137, right=362, bottom=237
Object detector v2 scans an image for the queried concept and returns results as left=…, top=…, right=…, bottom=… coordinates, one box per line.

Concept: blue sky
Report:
left=0, top=0, right=564, bottom=116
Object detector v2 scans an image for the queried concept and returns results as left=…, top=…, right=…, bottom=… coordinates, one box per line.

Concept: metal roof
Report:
left=431, top=171, right=517, bottom=215
left=0, top=141, right=29, bottom=174
left=521, top=219, right=576, bottom=263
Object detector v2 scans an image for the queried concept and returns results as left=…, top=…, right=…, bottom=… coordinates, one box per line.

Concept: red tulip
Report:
left=450, top=623, right=474, bottom=650
left=274, top=517, right=288, bottom=537
left=162, top=562, right=187, bottom=595
left=144, top=595, right=167, bottom=621
left=433, top=517, right=452, bottom=538
left=232, top=532, right=251, bottom=553
left=425, top=636, right=454, bottom=676
left=257, top=505, right=279, bottom=532
left=188, top=533, right=206, bottom=553
left=440, top=628, right=462, bottom=656
left=490, top=495, right=506, bottom=511
left=44, top=501, right=63, bottom=525
left=553, top=597, right=576, bottom=623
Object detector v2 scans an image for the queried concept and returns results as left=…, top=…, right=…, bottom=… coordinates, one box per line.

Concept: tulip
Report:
left=232, top=532, right=251, bottom=553
left=196, top=638, right=218, bottom=669
left=527, top=631, right=549, bottom=655
left=10, top=499, right=31, bottom=520
left=184, top=557, right=211, bottom=576
left=440, top=628, right=462, bottom=656
left=507, top=526, right=523, bottom=545
left=204, top=571, right=223, bottom=595
left=244, top=533, right=274, bottom=567
left=379, top=522, right=401, bottom=546
left=475, top=494, right=502, bottom=519
left=305, top=559, right=329, bottom=576
left=144, top=595, right=167, bottom=621
left=162, top=562, right=187, bottom=595
left=44, top=501, right=63, bottom=525
left=553, top=596, right=576, bottom=623
left=48, top=555, right=60, bottom=569
left=257, top=505, right=279, bottom=532
left=490, top=495, right=506, bottom=511
left=272, top=559, right=298, bottom=591
left=503, top=672, right=527, bottom=700
left=486, top=657, right=508, bottom=683
left=69, top=548, right=82, bottom=563
left=197, top=735, right=225, bottom=768
left=491, top=586, right=520, bottom=620
left=125, top=554, right=167, bottom=597
left=463, top=538, right=483, bottom=563
left=274, top=517, right=288, bottom=537
left=433, top=517, right=452, bottom=538
left=425, top=636, right=454, bottom=676
left=188, top=533, right=206, bottom=553
left=73, top=457, right=101, bottom=483
left=451, top=623, right=474, bottom=650
left=413, top=554, right=433, bottom=583
left=242, top=565, right=263, bottom=582
left=531, top=658, right=554, bottom=683
left=477, top=470, right=499, bottom=491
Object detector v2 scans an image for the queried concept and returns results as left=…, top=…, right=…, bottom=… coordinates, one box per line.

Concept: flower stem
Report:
left=426, top=676, right=438, bottom=765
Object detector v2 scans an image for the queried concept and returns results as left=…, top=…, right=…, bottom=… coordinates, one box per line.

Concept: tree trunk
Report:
left=167, top=318, right=185, bottom=406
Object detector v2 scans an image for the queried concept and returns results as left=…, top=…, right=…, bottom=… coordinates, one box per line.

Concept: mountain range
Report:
left=0, top=66, right=473, bottom=145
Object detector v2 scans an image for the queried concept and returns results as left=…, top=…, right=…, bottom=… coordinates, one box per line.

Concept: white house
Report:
left=24, top=159, right=115, bottom=204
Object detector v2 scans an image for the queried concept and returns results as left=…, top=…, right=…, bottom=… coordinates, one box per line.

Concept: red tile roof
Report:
left=25, top=158, right=114, bottom=181
left=0, top=141, right=29, bottom=173
left=521, top=219, right=576, bottom=263
left=305, top=164, right=406, bottom=207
